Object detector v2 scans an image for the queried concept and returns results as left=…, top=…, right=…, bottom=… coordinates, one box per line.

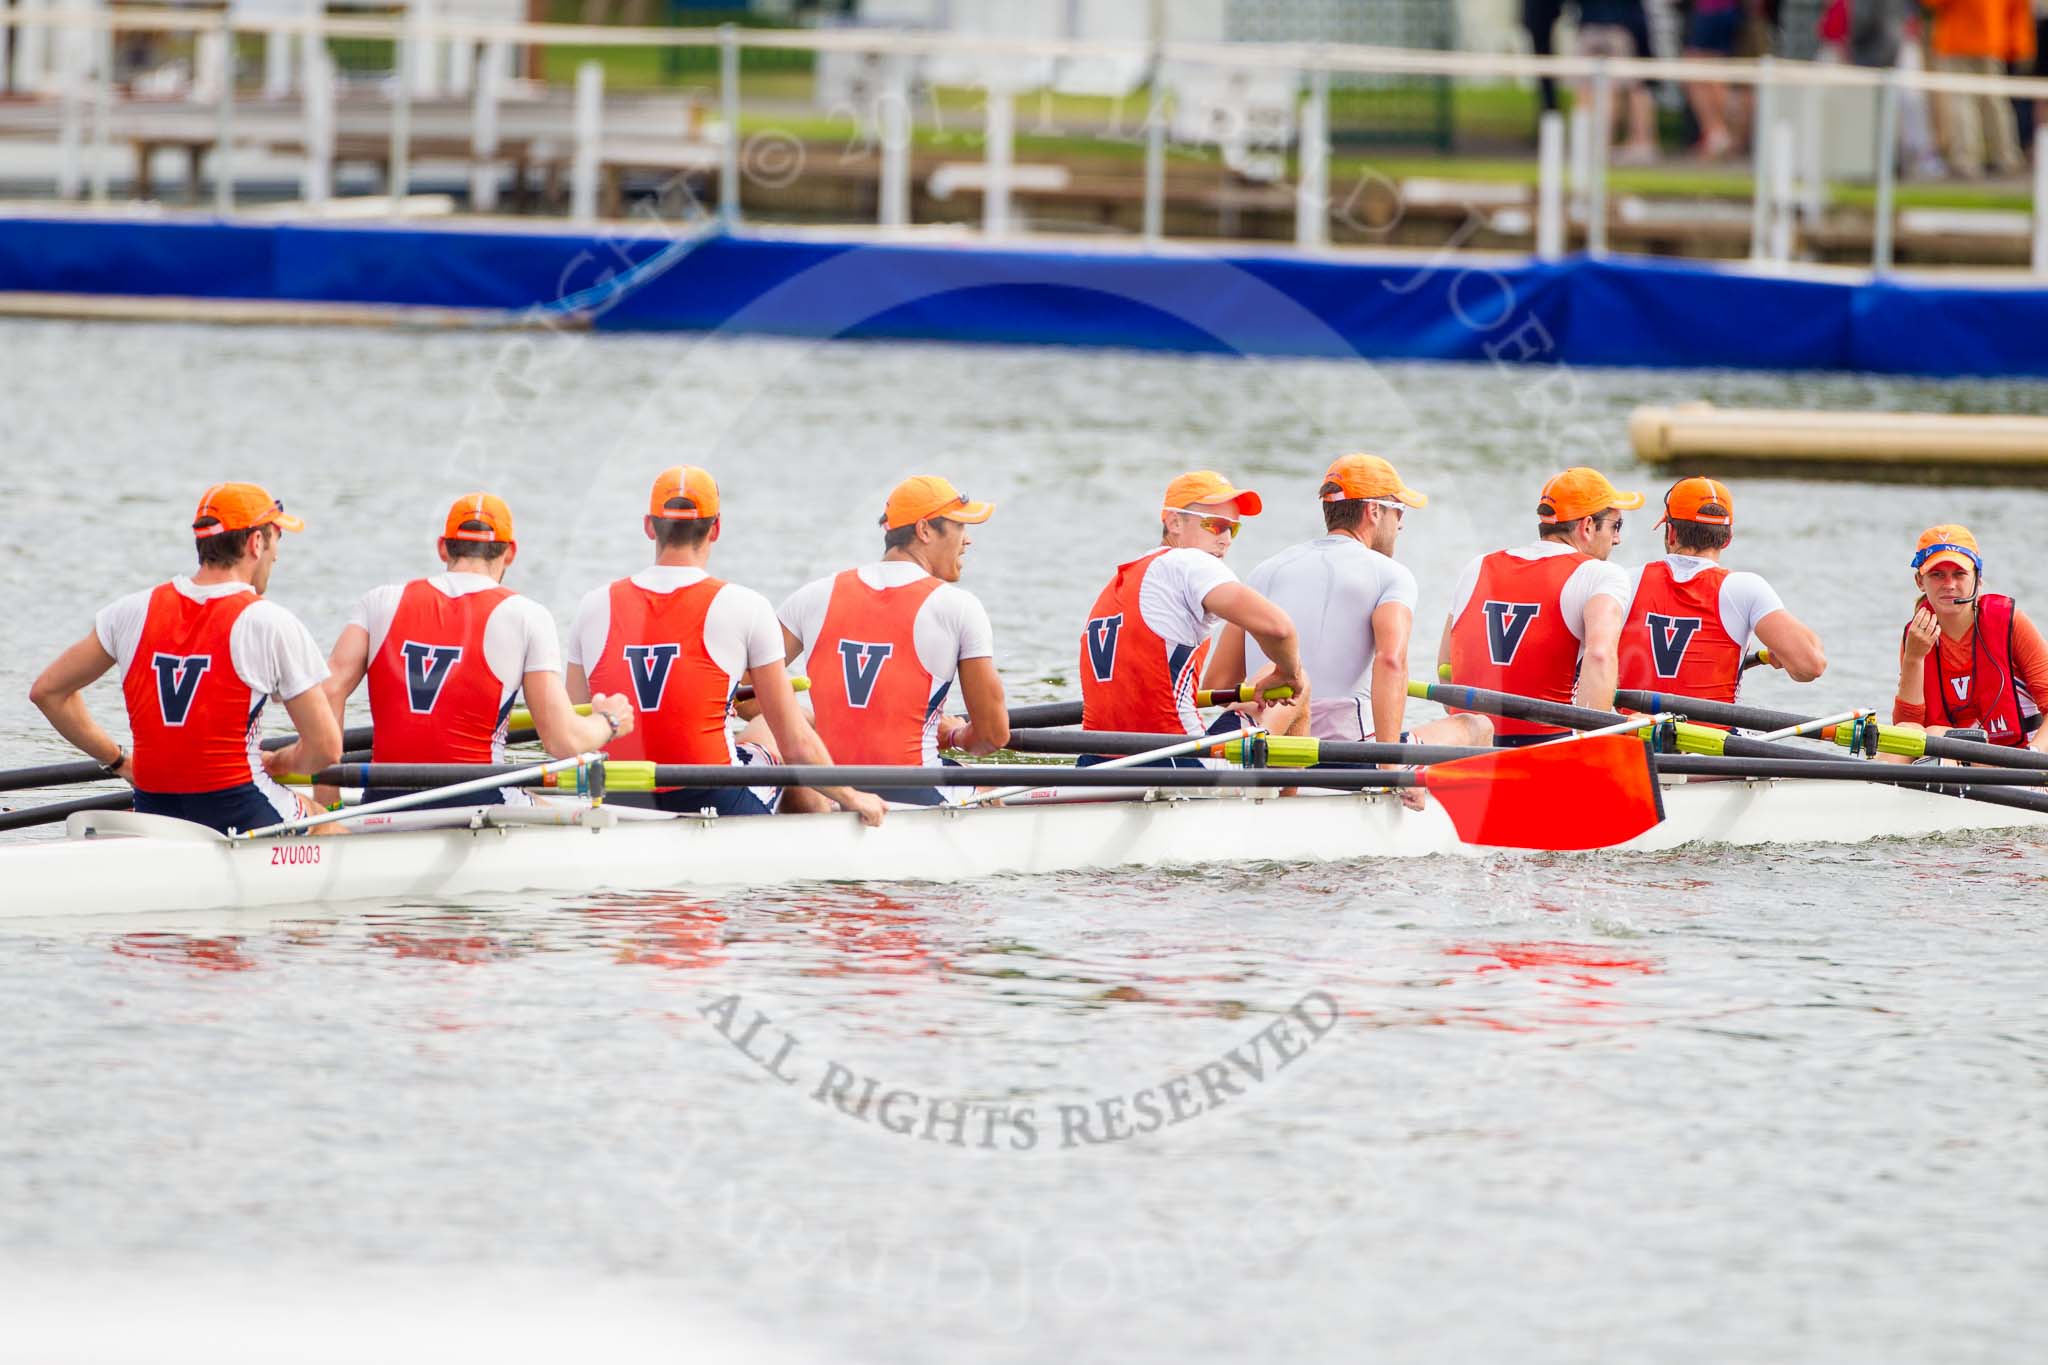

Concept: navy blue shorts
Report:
left=613, top=786, right=776, bottom=817
left=1687, top=7, right=1741, bottom=55
left=1493, top=731, right=1565, bottom=749
left=858, top=755, right=967, bottom=806
left=360, top=786, right=512, bottom=813
left=135, top=781, right=298, bottom=836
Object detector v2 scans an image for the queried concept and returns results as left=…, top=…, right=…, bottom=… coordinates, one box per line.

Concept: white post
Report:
left=1295, top=62, right=1328, bottom=250
left=1872, top=68, right=1899, bottom=272
left=1586, top=61, right=1611, bottom=257
left=471, top=38, right=503, bottom=212
left=193, top=24, right=226, bottom=104
left=571, top=59, right=601, bottom=225
left=0, top=3, right=11, bottom=97
left=1142, top=52, right=1165, bottom=243
left=1769, top=119, right=1794, bottom=264
left=1536, top=109, right=1565, bottom=260
left=2033, top=146, right=2048, bottom=277
left=54, top=9, right=81, bottom=200
left=302, top=44, right=333, bottom=208
left=878, top=50, right=909, bottom=228
left=88, top=19, right=111, bottom=205
left=982, top=78, right=1013, bottom=237
left=410, top=0, right=438, bottom=99
left=213, top=9, right=235, bottom=214
left=14, top=0, right=48, bottom=96
left=1567, top=103, right=1591, bottom=224
left=388, top=5, right=416, bottom=219
left=718, top=23, right=740, bottom=224
left=1749, top=58, right=1777, bottom=262
left=1798, top=80, right=1824, bottom=228
left=265, top=27, right=293, bottom=99
left=449, top=33, right=473, bottom=97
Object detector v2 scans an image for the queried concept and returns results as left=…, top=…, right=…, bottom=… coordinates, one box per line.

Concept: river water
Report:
left=1, top=318, right=2045, bottom=1362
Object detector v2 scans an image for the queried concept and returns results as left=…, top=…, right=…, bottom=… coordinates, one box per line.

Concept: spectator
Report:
left=1927, top=0, right=2028, bottom=176
left=1575, top=1, right=1662, bottom=163
left=1525, top=0, right=1567, bottom=115
left=1684, top=0, right=1750, bottom=159
left=2013, top=0, right=2047, bottom=151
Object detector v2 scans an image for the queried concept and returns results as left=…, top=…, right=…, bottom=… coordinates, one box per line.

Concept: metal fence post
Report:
left=572, top=59, right=602, bottom=225
left=14, top=0, right=46, bottom=96
left=982, top=77, right=1013, bottom=237
left=878, top=50, right=909, bottom=229
left=389, top=4, right=416, bottom=219
left=1142, top=47, right=1165, bottom=243
left=1872, top=68, right=1899, bottom=273
left=2033, top=144, right=2048, bottom=277
left=1749, top=57, right=1777, bottom=262
left=472, top=38, right=504, bottom=212
left=1586, top=60, right=1611, bottom=257
left=89, top=15, right=112, bottom=205
left=212, top=9, right=234, bottom=213
left=1295, top=60, right=1328, bottom=250
left=1769, top=119, right=1794, bottom=263
left=54, top=10, right=80, bottom=199
left=1536, top=109, right=1565, bottom=260
left=719, top=23, right=741, bottom=226
left=302, top=44, right=333, bottom=208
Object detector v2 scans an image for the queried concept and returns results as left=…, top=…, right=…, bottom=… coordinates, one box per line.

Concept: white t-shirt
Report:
left=1244, top=535, right=1416, bottom=738
left=778, top=562, right=996, bottom=702
left=1447, top=541, right=1632, bottom=641
left=96, top=577, right=328, bottom=705
left=566, top=567, right=784, bottom=693
left=347, top=572, right=562, bottom=709
left=1628, top=555, right=1787, bottom=648
left=1133, top=546, right=1239, bottom=646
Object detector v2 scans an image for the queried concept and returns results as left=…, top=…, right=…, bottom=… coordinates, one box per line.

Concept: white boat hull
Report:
left=1, top=777, right=2043, bottom=921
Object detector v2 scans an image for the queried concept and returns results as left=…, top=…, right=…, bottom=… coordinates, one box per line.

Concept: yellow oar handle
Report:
left=505, top=701, right=593, bottom=733
left=1826, top=720, right=1923, bottom=758
left=1214, top=735, right=1321, bottom=767
left=1437, top=662, right=1452, bottom=682
left=1195, top=684, right=1296, bottom=706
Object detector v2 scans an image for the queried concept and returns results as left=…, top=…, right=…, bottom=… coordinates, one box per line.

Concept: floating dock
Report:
left=1630, top=403, right=2048, bottom=484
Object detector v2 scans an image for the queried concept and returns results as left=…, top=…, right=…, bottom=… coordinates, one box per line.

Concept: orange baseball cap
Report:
left=1163, top=470, right=1263, bottom=517
left=1537, top=467, right=1644, bottom=524
left=1658, top=475, right=1734, bottom=527
left=443, top=492, right=515, bottom=544
left=1320, top=453, right=1426, bottom=509
left=881, top=475, right=994, bottom=531
left=650, top=466, right=720, bottom=520
left=192, top=482, right=304, bottom=539
left=1912, top=524, right=1981, bottom=575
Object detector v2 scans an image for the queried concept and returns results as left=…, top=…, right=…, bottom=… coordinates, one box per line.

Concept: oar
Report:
left=1415, top=679, right=2048, bottom=818
left=955, top=725, right=1267, bottom=807
left=1000, top=688, right=1293, bottom=733
left=1192, top=684, right=1296, bottom=706
left=1744, top=647, right=1772, bottom=671
left=1611, top=686, right=2048, bottom=769
left=1005, top=727, right=1487, bottom=767
left=244, top=752, right=603, bottom=838
left=0, top=790, right=132, bottom=834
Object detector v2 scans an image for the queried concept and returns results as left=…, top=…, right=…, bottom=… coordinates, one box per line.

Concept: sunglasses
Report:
left=1164, top=508, right=1241, bottom=537
left=1596, top=515, right=1624, bottom=533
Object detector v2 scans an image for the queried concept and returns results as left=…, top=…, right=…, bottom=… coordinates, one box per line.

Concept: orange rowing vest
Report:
left=585, top=575, right=736, bottom=764
left=1081, top=549, right=1209, bottom=735
left=1618, top=561, right=1744, bottom=703
left=1447, top=549, right=1590, bottom=739
left=122, top=582, right=263, bottom=794
left=1914, top=593, right=2038, bottom=747
left=367, top=579, right=515, bottom=765
left=807, top=569, right=944, bottom=766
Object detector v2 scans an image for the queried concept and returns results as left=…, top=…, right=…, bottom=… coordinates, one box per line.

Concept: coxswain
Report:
left=565, top=467, right=884, bottom=824
left=29, top=483, right=341, bottom=834
left=1211, top=454, right=1490, bottom=752
left=778, top=475, right=1009, bottom=806
left=1893, top=525, right=2048, bottom=750
left=1438, top=467, right=1638, bottom=744
left=1082, top=470, right=1306, bottom=752
left=321, top=492, right=633, bottom=809
left=1617, top=476, right=1825, bottom=701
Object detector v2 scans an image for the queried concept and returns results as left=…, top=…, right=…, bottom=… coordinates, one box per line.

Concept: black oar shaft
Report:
left=0, top=722, right=382, bottom=795
left=1006, top=701, right=1084, bottom=729
left=306, top=762, right=1426, bottom=791
left=0, top=790, right=131, bottom=833
left=1004, top=728, right=1487, bottom=766
left=1613, top=687, right=2048, bottom=771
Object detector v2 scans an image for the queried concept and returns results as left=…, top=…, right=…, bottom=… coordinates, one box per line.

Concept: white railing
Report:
left=5, top=6, right=2048, bottom=275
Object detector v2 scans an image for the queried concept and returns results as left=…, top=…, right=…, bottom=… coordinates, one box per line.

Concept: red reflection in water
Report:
left=580, top=894, right=729, bottom=971
left=368, top=932, right=520, bottom=965
left=1438, top=940, right=1662, bottom=1023
left=111, top=934, right=256, bottom=973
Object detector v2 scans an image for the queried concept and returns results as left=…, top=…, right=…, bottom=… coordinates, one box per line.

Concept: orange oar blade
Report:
left=1419, top=734, right=1665, bottom=850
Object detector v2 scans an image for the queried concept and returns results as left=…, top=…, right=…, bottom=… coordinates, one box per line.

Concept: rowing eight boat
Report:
left=3, top=774, right=2044, bottom=920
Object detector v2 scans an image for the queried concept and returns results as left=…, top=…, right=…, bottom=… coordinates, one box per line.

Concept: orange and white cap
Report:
left=650, top=466, right=720, bottom=521
left=1537, top=467, right=1644, bottom=524
left=443, top=492, right=515, bottom=544
left=192, top=482, right=304, bottom=539
left=1912, top=524, right=1982, bottom=575
left=1320, top=453, right=1426, bottom=509
left=1657, top=475, right=1734, bottom=527
left=1163, top=470, right=1263, bottom=517
left=881, top=475, right=995, bottom=531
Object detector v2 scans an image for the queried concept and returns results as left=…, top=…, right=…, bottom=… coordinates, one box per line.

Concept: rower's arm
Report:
left=950, top=656, right=1010, bottom=755
left=1369, top=601, right=1414, bottom=745
left=748, top=659, right=884, bottom=826
left=1202, top=624, right=1249, bottom=693
left=265, top=685, right=344, bottom=779
left=1753, top=610, right=1826, bottom=683
left=1575, top=595, right=1624, bottom=712
left=322, top=624, right=372, bottom=726
left=1433, top=613, right=1455, bottom=684
left=28, top=632, right=127, bottom=776
left=564, top=664, right=590, bottom=706
left=1203, top=583, right=1305, bottom=700
left=524, top=670, right=633, bottom=757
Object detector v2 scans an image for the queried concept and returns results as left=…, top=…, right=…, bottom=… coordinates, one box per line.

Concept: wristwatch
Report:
left=601, top=710, right=621, bottom=739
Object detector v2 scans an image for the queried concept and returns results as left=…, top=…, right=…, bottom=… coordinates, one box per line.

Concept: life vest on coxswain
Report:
left=1913, top=592, right=2041, bottom=747
left=1446, top=550, right=1588, bottom=739
left=1617, top=561, right=1744, bottom=703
